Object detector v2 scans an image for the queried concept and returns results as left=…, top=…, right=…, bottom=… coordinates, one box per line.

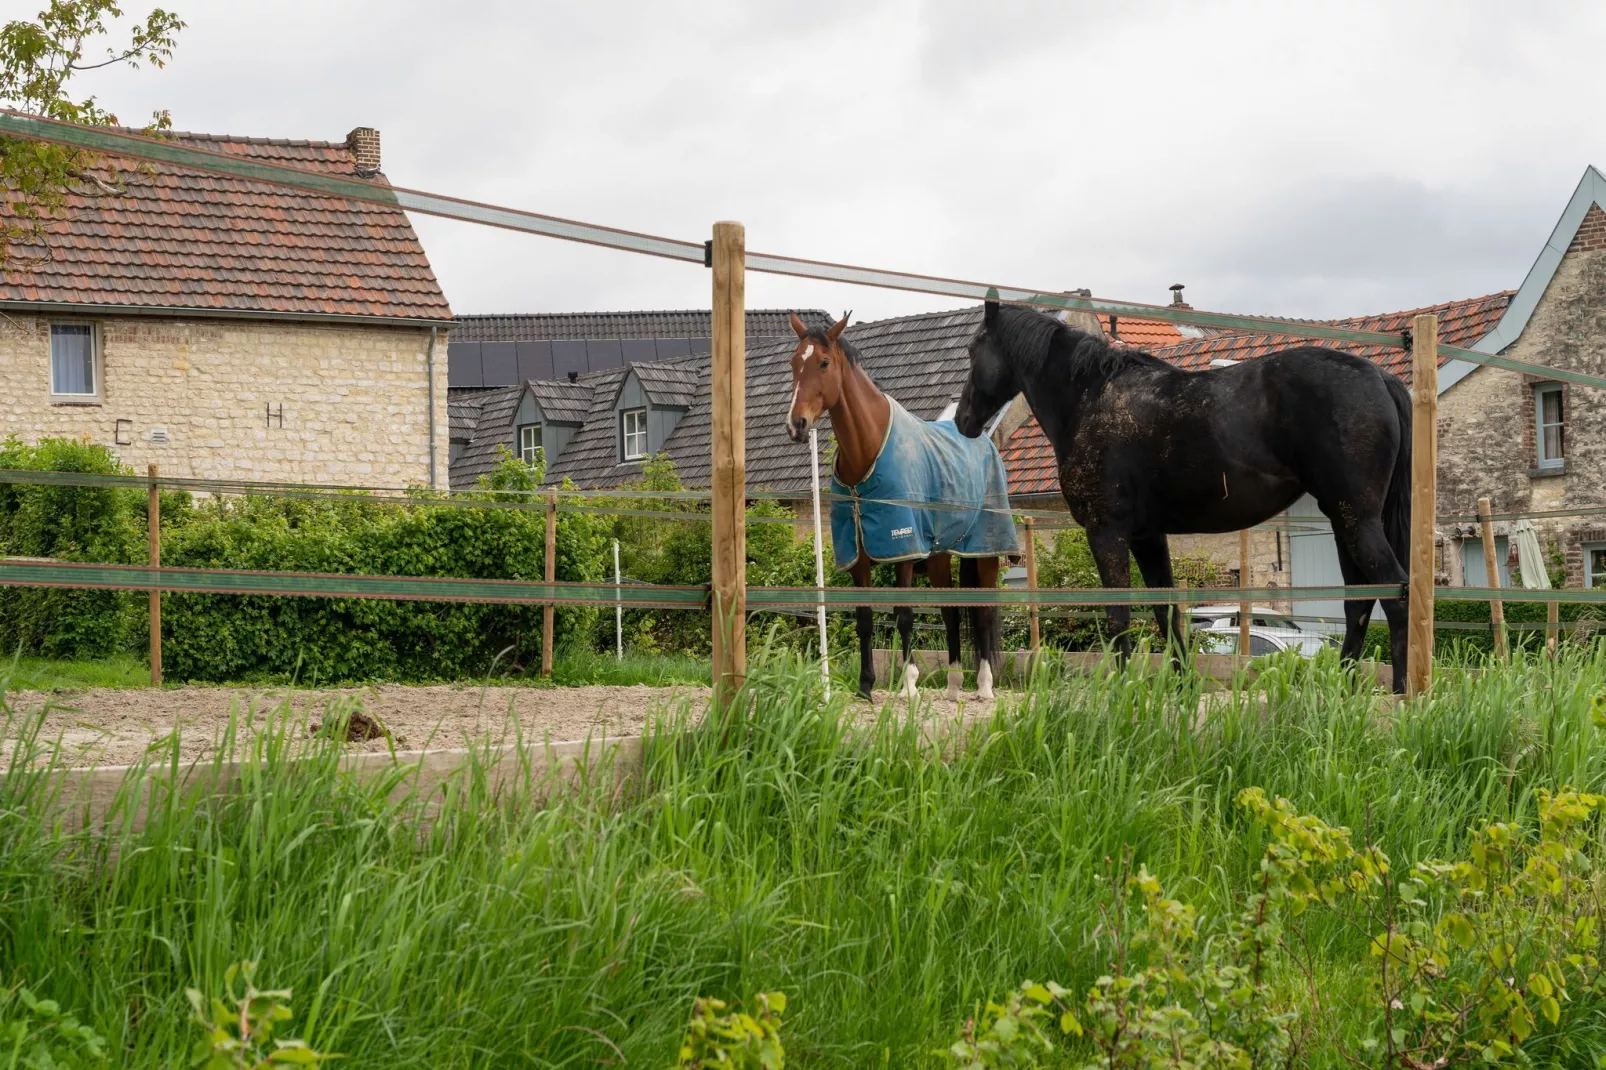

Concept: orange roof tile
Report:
left=1098, top=313, right=1185, bottom=348
left=0, top=129, right=452, bottom=322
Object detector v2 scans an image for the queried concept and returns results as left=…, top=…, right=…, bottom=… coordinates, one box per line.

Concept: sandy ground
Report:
left=5, top=681, right=996, bottom=768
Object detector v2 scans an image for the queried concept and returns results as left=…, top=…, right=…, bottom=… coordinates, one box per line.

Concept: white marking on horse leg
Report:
left=977, top=659, right=994, bottom=702
left=946, top=662, right=962, bottom=702
left=903, top=662, right=919, bottom=701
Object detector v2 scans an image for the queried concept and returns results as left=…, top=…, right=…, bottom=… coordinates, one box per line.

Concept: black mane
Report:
left=804, top=327, right=863, bottom=366
left=992, top=305, right=1171, bottom=381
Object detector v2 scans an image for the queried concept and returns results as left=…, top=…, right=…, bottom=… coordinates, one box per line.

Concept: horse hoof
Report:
left=903, top=663, right=920, bottom=701
left=977, top=660, right=995, bottom=702
left=945, top=668, right=962, bottom=703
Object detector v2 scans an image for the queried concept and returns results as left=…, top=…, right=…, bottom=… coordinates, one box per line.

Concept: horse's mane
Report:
left=803, top=327, right=863, bottom=366
left=992, top=305, right=1172, bottom=381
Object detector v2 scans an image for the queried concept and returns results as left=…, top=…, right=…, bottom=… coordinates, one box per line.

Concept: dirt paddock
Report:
left=5, top=682, right=997, bottom=768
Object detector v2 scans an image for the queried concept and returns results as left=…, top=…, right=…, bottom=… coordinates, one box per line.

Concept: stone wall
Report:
left=1, top=312, right=449, bottom=488
left=1438, top=205, right=1606, bottom=582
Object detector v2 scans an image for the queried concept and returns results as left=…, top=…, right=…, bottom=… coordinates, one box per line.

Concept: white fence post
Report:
left=614, top=539, right=623, bottom=662
left=810, top=427, right=830, bottom=699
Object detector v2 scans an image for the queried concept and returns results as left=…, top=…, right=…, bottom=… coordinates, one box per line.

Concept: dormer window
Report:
left=518, top=422, right=542, bottom=464
left=621, top=408, right=648, bottom=460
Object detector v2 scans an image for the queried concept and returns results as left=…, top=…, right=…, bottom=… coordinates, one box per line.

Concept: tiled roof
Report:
left=448, top=391, right=489, bottom=442
left=624, top=306, right=986, bottom=493
left=526, top=379, right=594, bottom=425
left=0, top=129, right=452, bottom=322
left=1154, top=292, right=1514, bottom=380
left=451, top=309, right=830, bottom=342
left=633, top=360, right=699, bottom=409
left=449, top=384, right=522, bottom=487
left=1098, top=313, right=1187, bottom=348
left=543, top=366, right=645, bottom=485
left=1002, top=291, right=1516, bottom=497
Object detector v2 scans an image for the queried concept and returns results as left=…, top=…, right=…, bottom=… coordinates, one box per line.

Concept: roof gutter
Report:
left=0, top=299, right=455, bottom=330
left=427, top=325, right=440, bottom=489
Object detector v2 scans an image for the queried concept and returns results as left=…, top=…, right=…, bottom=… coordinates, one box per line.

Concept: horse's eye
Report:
left=819, top=359, right=830, bottom=369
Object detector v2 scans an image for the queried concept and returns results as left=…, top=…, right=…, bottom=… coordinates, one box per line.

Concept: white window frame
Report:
left=620, top=407, right=648, bottom=461
left=49, top=321, right=100, bottom=402
left=1586, top=543, right=1606, bottom=589
left=518, top=422, right=543, bottom=465
left=1535, top=382, right=1564, bottom=469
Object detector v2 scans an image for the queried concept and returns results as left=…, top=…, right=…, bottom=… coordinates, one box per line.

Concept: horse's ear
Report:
left=789, top=312, right=809, bottom=339
left=983, top=300, right=1000, bottom=328
left=827, top=312, right=851, bottom=344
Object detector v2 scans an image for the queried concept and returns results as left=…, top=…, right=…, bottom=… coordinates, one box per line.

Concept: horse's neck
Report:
left=1019, top=334, right=1117, bottom=456
left=829, top=366, right=892, bottom=486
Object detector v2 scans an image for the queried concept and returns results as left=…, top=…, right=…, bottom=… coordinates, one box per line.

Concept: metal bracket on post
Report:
left=703, top=240, right=713, bottom=268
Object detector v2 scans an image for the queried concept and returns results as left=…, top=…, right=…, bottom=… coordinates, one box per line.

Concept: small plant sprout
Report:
left=186, top=961, right=333, bottom=1068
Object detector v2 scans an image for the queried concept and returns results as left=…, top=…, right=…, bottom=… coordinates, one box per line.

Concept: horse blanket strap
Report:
left=830, top=398, right=1020, bottom=569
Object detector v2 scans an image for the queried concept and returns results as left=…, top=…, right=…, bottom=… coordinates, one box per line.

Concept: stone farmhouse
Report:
left=0, top=126, right=454, bottom=487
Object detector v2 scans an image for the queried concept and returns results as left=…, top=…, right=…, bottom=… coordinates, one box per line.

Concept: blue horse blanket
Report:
left=831, top=399, right=1019, bottom=569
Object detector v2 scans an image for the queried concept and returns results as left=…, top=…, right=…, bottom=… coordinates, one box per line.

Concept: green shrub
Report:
left=0, top=437, right=159, bottom=659
left=675, top=992, right=785, bottom=1069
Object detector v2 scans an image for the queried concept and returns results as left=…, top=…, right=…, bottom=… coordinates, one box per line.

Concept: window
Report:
left=1587, top=544, right=1606, bottom=589
left=620, top=407, right=647, bottom=460
left=50, top=323, right=97, bottom=399
left=1535, top=383, right=1565, bottom=468
left=1248, top=635, right=1279, bottom=657
left=518, top=422, right=542, bottom=465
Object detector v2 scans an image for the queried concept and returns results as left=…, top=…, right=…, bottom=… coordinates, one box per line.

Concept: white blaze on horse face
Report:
left=789, top=345, right=819, bottom=429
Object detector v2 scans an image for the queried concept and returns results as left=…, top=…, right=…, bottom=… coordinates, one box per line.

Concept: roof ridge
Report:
left=154, top=129, right=348, bottom=149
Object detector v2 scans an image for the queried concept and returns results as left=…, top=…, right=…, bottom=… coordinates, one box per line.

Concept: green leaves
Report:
left=186, top=961, right=334, bottom=1069
left=0, top=985, right=108, bottom=1068
left=675, top=992, right=785, bottom=1069
left=941, top=981, right=1076, bottom=1069
left=1, top=1, right=185, bottom=271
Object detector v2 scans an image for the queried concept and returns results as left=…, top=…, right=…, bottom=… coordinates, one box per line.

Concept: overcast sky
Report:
left=71, top=0, right=1606, bottom=324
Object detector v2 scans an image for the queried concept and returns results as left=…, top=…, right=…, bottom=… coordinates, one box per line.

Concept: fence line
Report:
left=4, top=110, right=1606, bottom=395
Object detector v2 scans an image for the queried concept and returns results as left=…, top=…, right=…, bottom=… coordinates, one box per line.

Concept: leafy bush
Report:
left=675, top=992, right=786, bottom=1069
left=0, top=984, right=108, bottom=1068
left=186, top=961, right=331, bottom=1068
left=160, top=452, right=608, bottom=683
left=0, top=437, right=161, bottom=659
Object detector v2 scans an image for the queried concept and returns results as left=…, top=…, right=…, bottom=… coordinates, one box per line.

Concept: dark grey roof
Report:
left=449, top=384, right=522, bottom=488
left=633, top=360, right=699, bottom=409
left=545, top=305, right=981, bottom=493
left=448, top=391, right=489, bottom=442
left=526, top=379, right=594, bottom=425
left=543, top=368, right=635, bottom=484
left=452, top=309, right=832, bottom=342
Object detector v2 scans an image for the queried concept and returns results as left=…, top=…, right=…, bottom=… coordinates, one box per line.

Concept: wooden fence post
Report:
left=542, top=489, right=556, bottom=677
left=710, top=221, right=747, bottom=704
left=1477, top=496, right=1507, bottom=660
left=1547, top=599, right=1560, bottom=656
left=1407, top=314, right=1439, bottom=696
left=147, top=464, right=161, bottom=687
left=1238, top=528, right=1252, bottom=658
left=1023, top=517, right=1040, bottom=656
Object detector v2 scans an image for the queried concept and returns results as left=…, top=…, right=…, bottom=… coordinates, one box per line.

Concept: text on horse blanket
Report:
left=830, top=399, right=1019, bottom=568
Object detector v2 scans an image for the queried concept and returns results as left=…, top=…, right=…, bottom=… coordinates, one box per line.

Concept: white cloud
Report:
left=69, top=0, right=1606, bottom=322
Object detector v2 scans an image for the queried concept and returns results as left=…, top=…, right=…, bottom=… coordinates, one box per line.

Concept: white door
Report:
left=1287, top=495, right=1349, bottom=635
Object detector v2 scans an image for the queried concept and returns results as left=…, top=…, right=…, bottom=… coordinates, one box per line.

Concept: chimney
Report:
left=346, top=127, right=381, bottom=177
left=1169, top=283, right=1191, bottom=310
left=567, top=371, right=579, bottom=383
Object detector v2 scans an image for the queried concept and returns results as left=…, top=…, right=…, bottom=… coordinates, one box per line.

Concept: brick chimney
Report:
left=1169, top=283, right=1191, bottom=310
left=346, top=127, right=381, bottom=177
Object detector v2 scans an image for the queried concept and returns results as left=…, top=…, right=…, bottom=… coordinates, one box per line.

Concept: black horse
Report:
left=953, top=301, right=1413, bottom=693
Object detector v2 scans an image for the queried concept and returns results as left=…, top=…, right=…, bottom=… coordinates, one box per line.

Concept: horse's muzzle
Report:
left=788, top=416, right=810, bottom=443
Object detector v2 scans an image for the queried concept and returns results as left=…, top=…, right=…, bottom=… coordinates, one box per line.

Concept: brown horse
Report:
left=785, top=312, right=1008, bottom=702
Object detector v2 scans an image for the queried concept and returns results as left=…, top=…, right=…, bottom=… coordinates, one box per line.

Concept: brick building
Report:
left=0, top=126, right=454, bottom=487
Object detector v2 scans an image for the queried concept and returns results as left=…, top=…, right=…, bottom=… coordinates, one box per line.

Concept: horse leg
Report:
left=895, top=559, right=918, bottom=701
left=972, top=556, right=1002, bottom=701
left=928, top=553, right=963, bottom=701
left=851, top=556, right=877, bottom=699
left=1332, top=539, right=1377, bottom=666
left=1087, top=528, right=1135, bottom=662
left=1130, top=534, right=1186, bottom=671
left=1329, top=514, right=1409, bottom=694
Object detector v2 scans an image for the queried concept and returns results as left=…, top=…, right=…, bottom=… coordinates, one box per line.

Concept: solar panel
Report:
left=620, top=339, right=657, bottom=364
left=551, top=341, right=587, bottom=379
left=480, top=342, right=518, bottom=386
left=586, top=339, right=624, bottom=371
left=687, top=337, right=711, bottom=356
left=446, top=342, right=483, bottom=387
left=654, top=338, right=691, bottom=358
left=516, top=341, right=554, bottom=381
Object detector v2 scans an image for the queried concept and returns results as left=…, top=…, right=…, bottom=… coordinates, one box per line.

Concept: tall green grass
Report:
left=1, top=645, right=1604, bottom=1066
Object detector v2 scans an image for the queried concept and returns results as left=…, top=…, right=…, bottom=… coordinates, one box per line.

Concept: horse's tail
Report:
left=1383, top=375, right=1413, bottom=573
